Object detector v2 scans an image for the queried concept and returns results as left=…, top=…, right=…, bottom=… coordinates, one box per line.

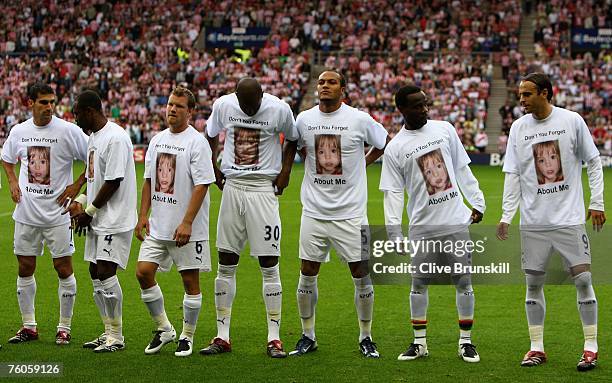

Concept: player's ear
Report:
left=27, top=99, right=34, bottom=108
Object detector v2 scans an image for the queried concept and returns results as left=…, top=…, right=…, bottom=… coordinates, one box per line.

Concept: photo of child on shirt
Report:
left=315, top=134, right=342, bottom=175
left=27, top=146, right=50, bottom=185
left=234, top=127, right=260, bottom=165
left=532, top=140, right=564, bottom=185
left=417, top=148, right=452, bottom=195
left=155, top=152, right=176, bottom=194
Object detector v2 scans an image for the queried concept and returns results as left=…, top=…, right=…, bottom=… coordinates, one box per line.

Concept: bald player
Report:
left=201, top=78, right=298, bottom=358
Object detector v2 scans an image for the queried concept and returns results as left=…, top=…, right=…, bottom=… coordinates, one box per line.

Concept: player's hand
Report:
left=496, top=222, right=509, bottom=240
left=62, top=201, right=84, bottom=219
left=213, top=166, right=225, bottom=191
left=273, top=170, right=290, bottom=195
left=135, top=216, right=150, bottom=241
left=8, top=180, right=21, bottom=203
left=471, top=209, right=483, bottom=224
left=73, top=212, right=93, bottom=236
left=173, top=222, right=192, bottom=247
left=57, top=182, right=82, bottom=208
left=587, top=209, right=606, bottom=232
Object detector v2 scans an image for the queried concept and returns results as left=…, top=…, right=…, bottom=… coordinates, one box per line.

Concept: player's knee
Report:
left=219, top=250, right=239, bottom=266
left=525, top=273, right=546, bottom=293
left=96, top=261, right=118, bottom=281
left=570, top=263, right=590, bottom=277
left=135, top=267, right=155, bottom=288
left=411, top=277, right=429, bottom=293
left=180, top=269, right=200, bottom=294
left=300, top=260, right=320, bottom=276
left=17, top=256, right=36, bottom=277
left=258, top=256, right=278, bottom=268
left=573, top=271, right=593, bottom=290
left=88, top=262, right=98, bottom=280
left=453, top=274, right=473, bottom=294
left=53, top=257, right=73, bottom=279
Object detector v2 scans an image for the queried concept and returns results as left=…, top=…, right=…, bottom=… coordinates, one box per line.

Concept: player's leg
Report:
left=259, top=256, right=286, bottom=358
left=93, top=231, right=132, bottom=353
left=349, top=260, right=378, bottom=358
left=398, top=276, right=430, bottom=361
left=244, top=184, right=286, bottom=357
left=10, top=256, right=39, bottom=343
left=10, top=223, right=42, bottom=343
left=53, top=256, right=76, bottom=345
left=82, top=260, right=109, bottom=349
left=201, top=185, right=245, bottom=355
left=175, top=269, right=201, bottom=357
left=453, top=273, right=479, bottom=362
left=290, top=259, right=321, bottom=356
left=571, top=264, right=598, bottom=371
left=46, top=223, right=76, bottom=344
left=563, top=226, right=598, bottom=371
left=520, top=230, right=551, bottom=367
left=137, top=238, right=175, bottom=354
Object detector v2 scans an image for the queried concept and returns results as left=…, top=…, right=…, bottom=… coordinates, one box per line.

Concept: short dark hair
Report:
left=322, top=69, right=346, bottom=87
left=522, top=72, right=553, bottom=102
left=27, top=83, right=54, bottom=102
left=171, top=86, right=196, bottom=110
left=76, top=90, right=103, bottom=112
left=394, top=84, right=422, bottom=108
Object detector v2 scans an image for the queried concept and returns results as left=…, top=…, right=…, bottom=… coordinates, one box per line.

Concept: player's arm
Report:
left=496, top=172, right=520, bottom=240
left=384, top=190, right=404, bottom=241
left=174, top=183, right=209, bottom=247
left=2, top=160, right=21, bottom=203
left=586, top=156, right=605, bottom=232
left=365, top=135, right=392, bottom=166
left=206, top=132, right=225, bottom=190
left=57, top=170, right=86, bottom=208
left=73, top=178, right=123, bottom=235
left=274, top=139, right=298, bottom=195
left=455, top=165, right=485, bottom=223
left=135, top=178, right=152, bottom=241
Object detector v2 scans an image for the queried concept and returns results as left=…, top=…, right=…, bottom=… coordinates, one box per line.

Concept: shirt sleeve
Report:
left=500, top=172, right=521, bottom=224
left=143, top=140, right=153, bottom=179
left=586, top=156, right=604, bottom=211
left=295, top=113, right=305, bottom=150
left=448, top=122, right=470, bottom=171
left=279, top=102, right=298, bottom=141
left=384, top=190, right=405, bottom=241
left=502, top=122, right=520, bottom=174
left=70, top=125, right=89, bottom=162
left=0, top=129, right=17, bottom=163
left=455, top=164, right=486, bottom=213
left=575, top=113, right=600, bottom=162
left=191, top=137, right=216, bottom=186
left=363, top=113, right=388, bottom=149
left=104, top=137, right=129, bottom=180
left=379, top=148, right=404, bottom=192
left=206, top=99, right=223, bottom=138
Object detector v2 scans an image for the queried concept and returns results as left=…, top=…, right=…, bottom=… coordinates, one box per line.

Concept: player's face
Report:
left=73, top=102, right=94, bottom=133
left=536, top=147, right=560, bottom=183
left=166, top=95, right=192, bottom=129
left=518, top=81, right=547, bottom=115
left=399, top=91, right=429, bottom=129
left=317, top=72, right=344, bottom=103
left=157, top=159, right=174, bottom=193
left=28, top=152, right=49, bottom=183
left=29, top=93, right=56, bottom=126
left=236, top=88, right=263, bottom=117
left=423, top=157, right=447, bottom=192
left=317, top=140, right=340, bottom=174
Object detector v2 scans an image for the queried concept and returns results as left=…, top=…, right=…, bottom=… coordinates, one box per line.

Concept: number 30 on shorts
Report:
left=264, top=225, right=280, bottom=241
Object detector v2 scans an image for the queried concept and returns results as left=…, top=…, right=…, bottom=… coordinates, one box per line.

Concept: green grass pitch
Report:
left=0, top=163, right=610, bottom=382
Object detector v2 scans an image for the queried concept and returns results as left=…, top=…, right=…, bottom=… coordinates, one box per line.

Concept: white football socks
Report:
left=296, top=273, right=318, bottom=340
left=574, top=271, right=598, bottom=352
left=353, top=275, right=374, bottom=342
left=262, top=264, right=282, bottom=342
left=525, top=273, right=546, bottom=352
left=141, top=284, right=172, bottom=332
left=214, top=264, right=237, bottom=342
left=17, top=276, right=37, bottom=330
left=58, top=274, right=76, bottom=332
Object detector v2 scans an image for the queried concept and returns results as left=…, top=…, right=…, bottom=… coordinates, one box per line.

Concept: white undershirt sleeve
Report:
left=500, top=172, right=521, bottom=224
left=586, top=156, right=604, bottom=211
left=384, top=190, right=404, bottom=240
left=455, top=165, right=486, bottom=214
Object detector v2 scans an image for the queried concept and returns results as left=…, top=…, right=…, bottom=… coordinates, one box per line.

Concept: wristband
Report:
left=85, top=204, right=98, bottom=217
left=75, top=194, right=88, bottom=205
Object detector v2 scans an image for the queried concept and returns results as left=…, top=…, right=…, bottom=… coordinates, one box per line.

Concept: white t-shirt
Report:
left=144, top=126, right=216, bottom=241
left=297, top=103, right=388, bottom=220
left=1, top=116, right=88, bottom=227
left=503, top=106, right=600, bottom=229
left=206, top=93, right=297, bottom=180
left=380, top=121, right=472, bottom=238
left=86, top=121, right=137, bottom=234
